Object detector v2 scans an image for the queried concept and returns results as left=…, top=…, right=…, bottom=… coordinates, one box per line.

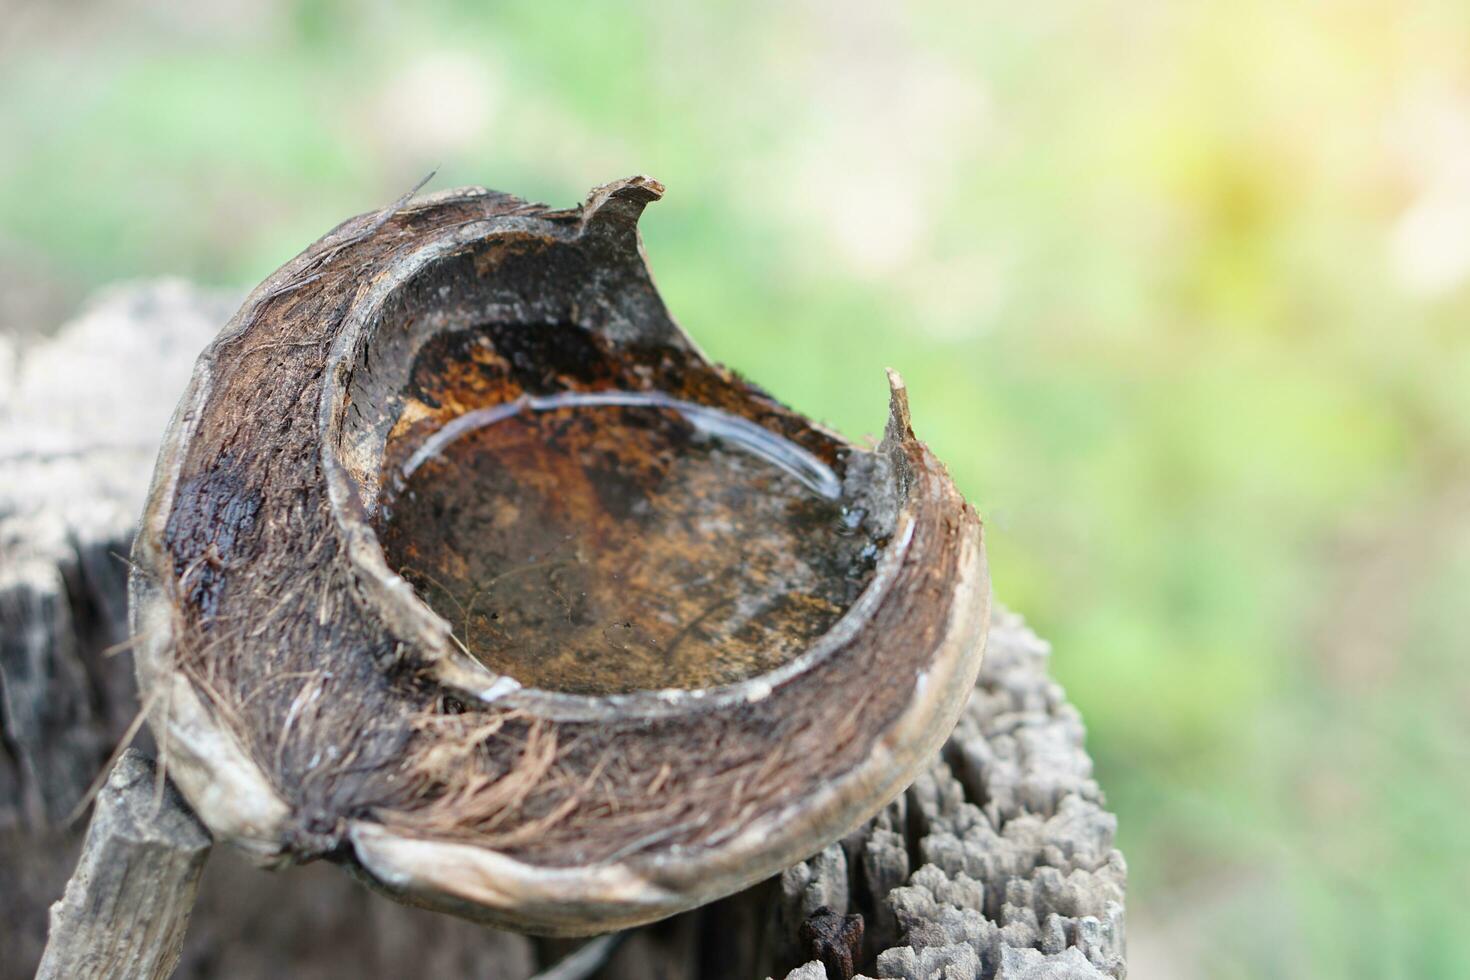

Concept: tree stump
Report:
left=0, top=283, right=1126, bottom=979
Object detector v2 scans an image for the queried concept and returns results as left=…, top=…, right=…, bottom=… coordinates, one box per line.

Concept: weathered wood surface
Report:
left=771, top=609, right=1127, bottom=978
left=0, top=283, right=1125, bottom=979
left=35, top=749, right=211, bottom=980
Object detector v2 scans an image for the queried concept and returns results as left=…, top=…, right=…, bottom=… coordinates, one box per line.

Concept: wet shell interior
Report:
left=372, top=322, right=881, bottom=696
left=130, top=176, right=989, bottom=935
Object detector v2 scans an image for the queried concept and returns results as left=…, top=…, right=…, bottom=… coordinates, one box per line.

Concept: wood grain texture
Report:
left=35, top=749, right=211, bottom=980
left=772, top=611, right=1126, bottom=979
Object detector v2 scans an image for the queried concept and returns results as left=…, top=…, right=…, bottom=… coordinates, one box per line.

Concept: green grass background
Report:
left=4, top=1, right=1469, bottom=975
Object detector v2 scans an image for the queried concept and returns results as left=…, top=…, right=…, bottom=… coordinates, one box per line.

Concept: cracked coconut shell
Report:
left=129, top=176, right=990, bottom=935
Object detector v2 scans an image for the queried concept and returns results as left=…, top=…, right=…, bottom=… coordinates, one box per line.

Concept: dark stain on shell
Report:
left=162, top=456, right=261, bottom=619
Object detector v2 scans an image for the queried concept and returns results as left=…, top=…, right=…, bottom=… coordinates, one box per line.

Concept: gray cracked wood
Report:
left=1, top=282, right=1125, bottom=979
left=774, top=611, right=1128, bottom=979
left=35, top=749, right=211, bottom=980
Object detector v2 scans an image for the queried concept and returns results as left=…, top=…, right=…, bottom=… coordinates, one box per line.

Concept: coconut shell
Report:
left=129, top=176, right=989, bottom=935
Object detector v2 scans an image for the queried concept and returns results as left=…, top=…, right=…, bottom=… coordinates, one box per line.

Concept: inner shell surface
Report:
left=374, top=323, right=881, bottom=695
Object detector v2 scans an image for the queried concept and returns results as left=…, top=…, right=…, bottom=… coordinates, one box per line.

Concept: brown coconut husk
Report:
left=129, top=176, right=989, bottom=935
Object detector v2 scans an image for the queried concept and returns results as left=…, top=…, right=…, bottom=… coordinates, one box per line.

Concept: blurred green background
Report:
left=4, top=1, right=1468, bottom=975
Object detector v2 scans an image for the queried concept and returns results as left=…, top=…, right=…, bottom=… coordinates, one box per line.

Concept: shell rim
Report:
left=314, top=185, right=924, bottom=723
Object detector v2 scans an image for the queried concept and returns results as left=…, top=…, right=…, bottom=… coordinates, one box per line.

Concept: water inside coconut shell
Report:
left=375, top=323, right=882, bottom=695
